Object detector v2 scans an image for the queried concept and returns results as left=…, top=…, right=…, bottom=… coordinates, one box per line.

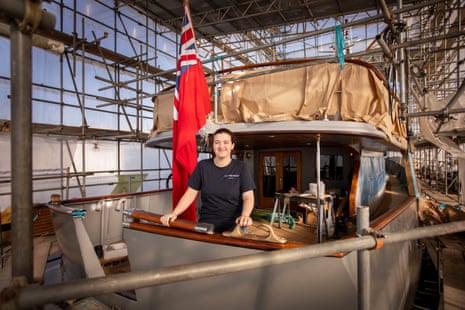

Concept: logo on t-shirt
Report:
left=224, top=174, right=239, bottom=180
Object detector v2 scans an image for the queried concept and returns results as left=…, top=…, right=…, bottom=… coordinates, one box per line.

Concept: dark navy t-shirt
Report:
left=188, top=158, right=256, bottom=233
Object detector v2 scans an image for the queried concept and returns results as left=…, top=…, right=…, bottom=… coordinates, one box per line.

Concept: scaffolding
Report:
left=0, top=0, right=464, bottom=305
left=0, top=0, right=463, bottom=204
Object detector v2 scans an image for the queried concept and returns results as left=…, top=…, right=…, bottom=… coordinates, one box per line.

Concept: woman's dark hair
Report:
left=210, top=128, right=235, bottom=157
left=212, top=128, right=234, bottom=141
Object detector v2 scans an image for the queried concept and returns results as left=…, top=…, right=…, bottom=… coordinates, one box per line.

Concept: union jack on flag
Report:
left=172, top=2, right=211, bottom=221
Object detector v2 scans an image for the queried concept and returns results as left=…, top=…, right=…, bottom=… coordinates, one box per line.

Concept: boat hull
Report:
left=92, top=198, right=420, bottom=310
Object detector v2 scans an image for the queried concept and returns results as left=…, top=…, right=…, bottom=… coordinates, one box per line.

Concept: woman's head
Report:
left=211, top=128, right=235, bottom=158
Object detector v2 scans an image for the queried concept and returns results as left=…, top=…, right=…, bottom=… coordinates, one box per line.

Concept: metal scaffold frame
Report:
left=0, top=0, right=463, bottom=202
left=0, top=0, right=464, bottom=303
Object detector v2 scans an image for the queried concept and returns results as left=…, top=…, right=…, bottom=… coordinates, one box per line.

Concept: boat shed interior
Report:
left=0, top=0, right=463, bottom=201
left=0, top=0, right=464, bottom=309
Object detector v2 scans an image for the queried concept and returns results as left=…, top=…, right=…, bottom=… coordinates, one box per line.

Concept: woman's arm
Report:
left=236, top=189, right=254, bottom=227
left=160, top=187, right=199, bottom=226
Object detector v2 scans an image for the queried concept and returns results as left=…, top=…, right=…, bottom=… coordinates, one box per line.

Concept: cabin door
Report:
left=258, top=151, right=301, bottom=208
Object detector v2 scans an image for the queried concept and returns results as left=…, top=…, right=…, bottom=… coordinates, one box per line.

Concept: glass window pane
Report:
left=283, top=155, right=297, bottom=191
left=321, top=154, right=343, bottom=180
left=263, top=155, right=276, bottom=197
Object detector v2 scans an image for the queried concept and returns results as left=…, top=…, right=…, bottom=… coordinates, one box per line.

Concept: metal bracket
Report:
left=369, top=231, right=386, bottom=250
left=358, top=228, right=385, bottom=250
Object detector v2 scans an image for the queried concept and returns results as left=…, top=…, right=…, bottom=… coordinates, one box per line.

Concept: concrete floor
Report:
left=440, top=233, right=465, bottom=309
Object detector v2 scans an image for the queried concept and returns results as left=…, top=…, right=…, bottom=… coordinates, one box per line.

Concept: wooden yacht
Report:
left=47, top=60, right=422, bottom=309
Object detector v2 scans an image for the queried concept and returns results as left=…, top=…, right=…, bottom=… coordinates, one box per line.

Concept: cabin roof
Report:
left=146, top=120, right=402, bottom=153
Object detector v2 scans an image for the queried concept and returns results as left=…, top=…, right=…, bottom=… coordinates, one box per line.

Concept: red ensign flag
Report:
left=172, top=2, right=211, bottom=221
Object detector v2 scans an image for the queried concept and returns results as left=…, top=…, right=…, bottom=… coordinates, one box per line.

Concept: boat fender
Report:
left=116, top=198, right=127, bottom=212
left=94, top=199, right=105, bottom=211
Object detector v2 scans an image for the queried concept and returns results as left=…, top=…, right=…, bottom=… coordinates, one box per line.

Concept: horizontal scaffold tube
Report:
left=11, top=220, right=465, bottom=309
left=0, top=0, right=55, bottom=31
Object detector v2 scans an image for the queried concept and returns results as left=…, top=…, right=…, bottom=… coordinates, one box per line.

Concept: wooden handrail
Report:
left=124, top=221, right=305, bottom=251
left=60, top=189, right=169, bottom=205
left=124, top=209, right=214, bottom=234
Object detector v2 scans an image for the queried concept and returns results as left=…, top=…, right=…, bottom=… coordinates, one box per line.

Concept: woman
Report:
left=161, top=128, right=255, bottom=233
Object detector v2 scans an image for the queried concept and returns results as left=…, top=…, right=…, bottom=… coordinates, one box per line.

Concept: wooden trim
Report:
left=61, top=189, right=169, bottom=204
left=334, top=196, right=417, bottom=257
left=348, top=153, right=360, bottom=217
left=127, top=210, right=214, bottom=234
left=402, top=151, right=415, bottom=197
left=127, top=222, right=306, bottom=251
left=217, top=59, right=387, bottom=85
left=370, top=196, right=417, bottom=231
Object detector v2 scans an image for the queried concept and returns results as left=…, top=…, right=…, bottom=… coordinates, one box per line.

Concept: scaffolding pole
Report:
left=2, top=0, right=56, bottom=285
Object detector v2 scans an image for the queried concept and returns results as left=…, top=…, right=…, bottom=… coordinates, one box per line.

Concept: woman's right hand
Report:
left=160, top=212, right=177, bottom=226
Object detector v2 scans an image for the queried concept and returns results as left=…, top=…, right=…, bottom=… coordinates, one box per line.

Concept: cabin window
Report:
left=320, top=154, right=343, bottom=180
left=359, top=155, right=386, bottom=207
left=282, top=155, right=298, bottom=191
left=262, top=155, right=276, bottom=197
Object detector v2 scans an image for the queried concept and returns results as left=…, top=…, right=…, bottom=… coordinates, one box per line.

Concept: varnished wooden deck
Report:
left=249, top=213, right=318, bottom=245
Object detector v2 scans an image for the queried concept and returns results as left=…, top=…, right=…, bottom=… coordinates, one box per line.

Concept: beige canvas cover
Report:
left=150, top=62, right=407, bottom=148
left=425, top=92, right=465, bottom=136
left=415, top=91, right=465, bottom=160
left=416, top=92, right=465, bottom=202
left=150, top=92, right=174, bottom=136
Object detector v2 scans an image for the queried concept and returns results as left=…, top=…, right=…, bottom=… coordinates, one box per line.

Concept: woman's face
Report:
left=212, top=132, right=234, bottom=159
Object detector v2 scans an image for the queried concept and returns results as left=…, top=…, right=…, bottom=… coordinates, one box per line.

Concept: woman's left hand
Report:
left=236, top=215, right=253, bottom=227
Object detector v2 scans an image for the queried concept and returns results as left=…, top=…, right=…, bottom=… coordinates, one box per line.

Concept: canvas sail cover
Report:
left=415, top=90, right=465, bottom=160
left=150, top=62, right=407, bottom=149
